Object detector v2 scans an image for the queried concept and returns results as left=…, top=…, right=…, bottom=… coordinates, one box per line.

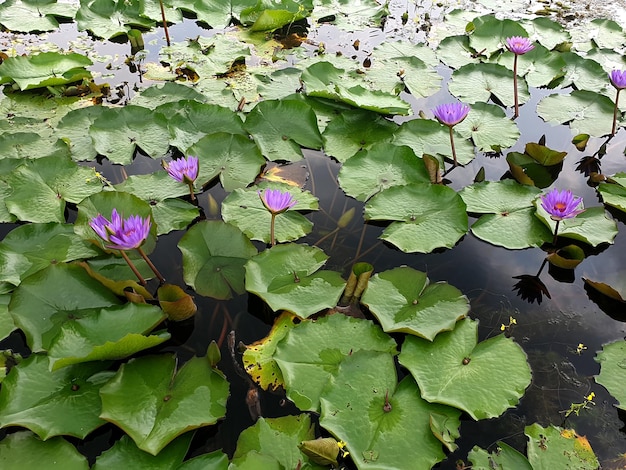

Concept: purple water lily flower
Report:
left=165, top=156, right=199, bottom=183
left=505, top=36, right=534, bottom=55
left=432, top=102, right=470, bottom=167
left=432, top=102, right=470, bottom=127
left=90, top=209, right=151, bottom=251
left=540, top=189, right=584, bottom=221
left=609, top=70, right=626, bottom=135
left=259, top=189, right=297, bottom=215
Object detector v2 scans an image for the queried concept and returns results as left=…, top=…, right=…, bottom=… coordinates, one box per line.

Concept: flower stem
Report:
left=552, top=219, right=560, bottom=246
left=448, top=125, right=458, bottom=167
left=120, top=250, right=147, bottom=286
left=270, top=213, right=276, bottom=247
left=158, top=0, right=171, bottom=47
left=612, top=88, right=621, bottom=136
left=137, top=246, right=165, bottom=283
left=513, top=54, right=519, bottom=118
left=187, top=181, right=196, bottom=201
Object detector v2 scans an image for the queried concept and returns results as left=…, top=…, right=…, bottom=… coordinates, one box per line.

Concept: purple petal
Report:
left=432, top=102, right=470, bottom=127
left=505, top=36, right=534, bottom=55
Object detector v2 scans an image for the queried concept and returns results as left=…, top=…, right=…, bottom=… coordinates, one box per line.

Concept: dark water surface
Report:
left=2, top=8, right=626, bottom=469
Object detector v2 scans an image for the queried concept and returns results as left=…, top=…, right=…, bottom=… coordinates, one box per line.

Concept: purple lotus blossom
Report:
left=259, top=189, right=297, bottom=215
left=540, top=189, right=584, bottom=221
left=165, top=156, right=198, bottom=183
left=609, top=70, right=626, bottom=90
left=432, top=102, right=470, bottom=127
left=505, top=36, right=534, bottom=55
left=90, top=209, right=151, bottom=250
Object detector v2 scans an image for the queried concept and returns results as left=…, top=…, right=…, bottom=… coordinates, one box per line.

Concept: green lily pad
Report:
left=0, top=295, right=14, bottom=342
left=115, top=172, right=199, bottom=236
left=4, top=155, right=103, bottom=223
left=468, top=441, right=532, bottom=470
left=310, top=0, right=387, bottom=30
left=244, top=243, right=345, bottom=318
left=92, top=433, right=196, bottom=470
left=361, top=267, right=469, bottom=340
left=0, top=132, right=70, bottom=162
left=598, top=172, right=626, bottom=213
left=300, top=61, right=411, bottom=115
left=9, top=263, right=122, bottom=352
left=537, top=90, right=615, bottom=137
left=468, top=15, right=529, bottom=55
left=158, top=100, right=246, bottom=153
left=585, top=18, right=626, bottom=49
left=460, top=180, right=552, bottom=249
left=497, top=44, right=566, bottom=89
left=130, top=83, right=209, bottom=110
left=449, top=62, right=527, bottom=107
left=187, top=132, right=266, bottom=191
left=178, top=450, right=229, bottom=470
left=338, top=144, right=429, bottom=202
left=322, top=109, right=397, bottom=163
left=392, top=119, right=476, bottom=166
left=437, top=35, right=477, bottom=70
left=0, top=355, right=114, bottom=439
left=158, top=284, right=198, bottom=322
left=595, top=339, right=626, bottom=411
left=178, top=220, right=258, bottom=300
left=184, top=0, right=257, bottom=28
left=222, top=184, right=317, bottom=244
left=399, top=318, right=531, bottom=420
left=0, top=52, right=92, bottom=91
left=243, top=99, right=323, bottom=162
left=243, top=311, right=297, bottom=391
left=364, top=183, right=468, bottom=253
left=231, top=414, right=324, bottom=469
left=0, top=0, right=72, bottom=32
left=56, top=106, right=108, bottom=162
left=319, top=350, right=461, bottom=470
left=0, top=431, right=88, bottom=469
left=0, top=223, right=100, bottom=286
left=99, top=354, right=229, bottom=455
left=90, top=105, right=170, bottom=165
left=525, top=424, right=599, bottom=469
left=455, top=102, right=520, bottom=152
left=273, top=314, right=397, bottom=411
left=244, top=0, right=312, bottom=32
left=75, top=0, right=154, bottom=39
left=47, top=302, right=169, bottom=370
left=546, top=244, right=585, bottom=269
left=535, top=205, right=618, bottom=247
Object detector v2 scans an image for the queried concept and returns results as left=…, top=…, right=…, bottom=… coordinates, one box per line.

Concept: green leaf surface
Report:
left=75, top=0, right=154, bottom=39
left=90, top=105, right=170, bottom=165
left=449, top=62, right=526, bottom=107
left=0, top=132, right=70, bottom=161
left=392, top=119, right=476, bottom=166
left=273, top=314, right=397, bottom=411
left=222, top=184, right=317, bottom=244
left=468, top=441, right=532, bottom=470
left=4, top=155, right=103, bottom=223
left=361, top=267, right=469, bottom=340
left=364, top=183, right=468, bottom=253
left=319, top=350, right=460, bottom=470
left=399, top=318, right=531, bottom=420
left=437, top=35, right=477, bottom=70
left=0, top=52, right=92, bottom=90
left=47, top=303, right=169, bottom=370
left=0, top=431, right=88, bottom=469
left=188, top=132, right=266, bottom=191
left=244, top=243, right=345, bottom=318
left=178, top=220, right=258, bottom=300
left=0, top=223, right=100, bottom=286
left=0, top=295, right=14, bottom=342
left=598, top=173, right=626, bottom=213
left=178, top=450, right=229, bottom=470
left=535, top=205, right=617, bottom=247
left=322, top=109, right=397, bottom=163
left=468, top=15, right=529, bottom=54
left=497, top=44, right=566, bottom=88
left=231, top=414, right=324, bottom=469
left=338, top=144, right=429, bottom=202
left=0, top=0, right=68, bottom=32
left=595, top=339, right=626, bottom=410
left=460, top=180, right=551, bottom=249
left=537, top=90, right=615, bottom=137
left=56, top=106, right=108, bottom=162
left=92, top=433, right=194, bottom=470
left=525, top=424, right=599, bottom=470
left=243, top=99, right=323, bottom=162
left=99, top=354, right=229, bottom=455
left=455, top=102, right=520, bottom=151
left=9, top=263, right=122, bottom=352
left=0, top=355, right=113, bottom=439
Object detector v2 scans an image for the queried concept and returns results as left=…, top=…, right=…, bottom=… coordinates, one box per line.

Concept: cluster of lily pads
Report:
left=1, top=0, right=626, bottom=468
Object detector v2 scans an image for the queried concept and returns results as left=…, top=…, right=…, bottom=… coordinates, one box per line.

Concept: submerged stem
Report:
left=612, top=88, right=621, bottom=136
left=137, top=246, right=165, bottom=283
left=513, top=54, right=519, bottom=118
left=120, top=250, right=146, bottom=286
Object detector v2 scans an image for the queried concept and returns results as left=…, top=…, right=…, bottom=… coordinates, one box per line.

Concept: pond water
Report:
left=1, top=1, right=626, bottom=469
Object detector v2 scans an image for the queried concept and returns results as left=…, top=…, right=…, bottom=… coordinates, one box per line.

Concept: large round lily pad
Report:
left=399, top=318, right=531, bottom=420
left=595, top=339, right=626, bottom=411
left=361, top=266, right=469, bottom=340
